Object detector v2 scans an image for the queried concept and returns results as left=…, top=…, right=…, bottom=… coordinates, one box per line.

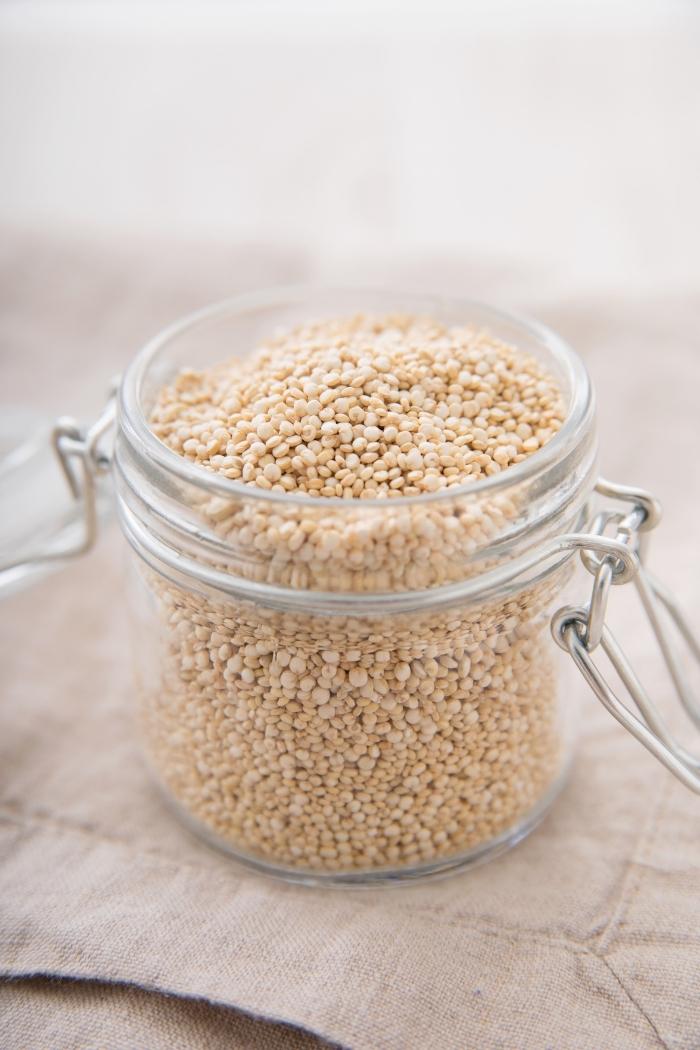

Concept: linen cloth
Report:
left=0, top=978, right=329, bottom=1050
left=1, top=234, right=700, bottom=1049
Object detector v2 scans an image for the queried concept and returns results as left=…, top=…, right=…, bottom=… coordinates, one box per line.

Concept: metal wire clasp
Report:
left=0, top=387, right=117, bottom=582
left=552, top=478, right=700, bottom=794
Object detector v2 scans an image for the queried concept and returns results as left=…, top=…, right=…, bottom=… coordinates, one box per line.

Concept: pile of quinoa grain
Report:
left=151, top=313, right=565, bottom=497
left=139, top=314, right=569, bottom=873
left=149, top=314, right=566, bottom=593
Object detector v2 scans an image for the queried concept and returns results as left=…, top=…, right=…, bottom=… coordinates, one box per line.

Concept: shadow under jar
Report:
left=115, top=290, right=597, bottom=884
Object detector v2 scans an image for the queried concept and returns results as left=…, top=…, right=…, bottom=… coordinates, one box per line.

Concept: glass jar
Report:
left=5, top=289, right=699, bottom=884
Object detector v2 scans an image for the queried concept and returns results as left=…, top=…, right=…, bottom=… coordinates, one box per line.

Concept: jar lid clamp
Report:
left=552, top=478, right=700, bottom=795
left=2, top=398, right=699, bottom=796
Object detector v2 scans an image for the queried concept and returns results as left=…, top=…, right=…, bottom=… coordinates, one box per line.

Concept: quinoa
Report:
left=151, top=313, right=564, bottom=497
left=139, top=314, right=569, bottom=874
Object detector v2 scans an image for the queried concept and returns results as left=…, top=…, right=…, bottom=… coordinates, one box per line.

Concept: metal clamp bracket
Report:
left=552, top=478, right=700, bottom=794
left=0, top=389, right=117, bottom=582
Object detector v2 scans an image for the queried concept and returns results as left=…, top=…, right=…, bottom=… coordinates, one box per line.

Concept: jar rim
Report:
left=119, top=285, right=593, bottom=509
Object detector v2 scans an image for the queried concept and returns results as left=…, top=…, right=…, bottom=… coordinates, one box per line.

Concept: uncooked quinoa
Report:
left=151, top=313, right=564, bottom=497
left=139, top=314, right=569, bottom=873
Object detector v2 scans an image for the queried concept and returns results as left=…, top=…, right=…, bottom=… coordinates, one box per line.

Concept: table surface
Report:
left=2, top=232, right=700, bottom=1050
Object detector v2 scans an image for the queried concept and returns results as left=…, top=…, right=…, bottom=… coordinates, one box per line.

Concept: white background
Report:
left=1, top=0, right=699, bottom=296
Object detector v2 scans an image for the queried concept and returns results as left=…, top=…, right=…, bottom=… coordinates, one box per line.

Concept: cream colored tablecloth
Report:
left=2, top=234, right=700, bottom=1049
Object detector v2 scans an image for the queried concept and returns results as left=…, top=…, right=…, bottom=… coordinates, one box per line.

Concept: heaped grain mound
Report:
left=151, top=314, right=565, bottom=499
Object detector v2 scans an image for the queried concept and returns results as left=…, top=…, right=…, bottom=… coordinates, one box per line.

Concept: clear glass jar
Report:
left=8, top=288, right=697, bottom=884
left=115, top=289, right=596, bottom=883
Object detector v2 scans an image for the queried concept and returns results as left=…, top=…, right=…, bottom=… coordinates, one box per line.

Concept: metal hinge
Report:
left=552, top=478, right=700, bottom=793
left=0, top=387, right=117, bottom=585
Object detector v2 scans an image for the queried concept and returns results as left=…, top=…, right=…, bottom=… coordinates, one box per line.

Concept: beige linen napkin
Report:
left=0, top=978, right=329, bottom=1050
left=2, top=234, right=700, bottom=1049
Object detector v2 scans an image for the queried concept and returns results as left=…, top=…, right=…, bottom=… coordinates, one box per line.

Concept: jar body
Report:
left=116, top=289, right=596, bottom=883
left=130, top=553, right=577, bottom=882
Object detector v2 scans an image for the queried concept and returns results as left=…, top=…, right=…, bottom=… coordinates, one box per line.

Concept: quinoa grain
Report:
left=151, top=314, right=563, bottom=498
left=141, top=314, right=568, bottom=874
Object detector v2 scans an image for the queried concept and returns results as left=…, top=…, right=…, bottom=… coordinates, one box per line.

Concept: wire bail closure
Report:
left=551, top=478, right=700, bottom=794
left=2, top=395, right=699, bottom=797
left=0, top=387, right=117, bottom=582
